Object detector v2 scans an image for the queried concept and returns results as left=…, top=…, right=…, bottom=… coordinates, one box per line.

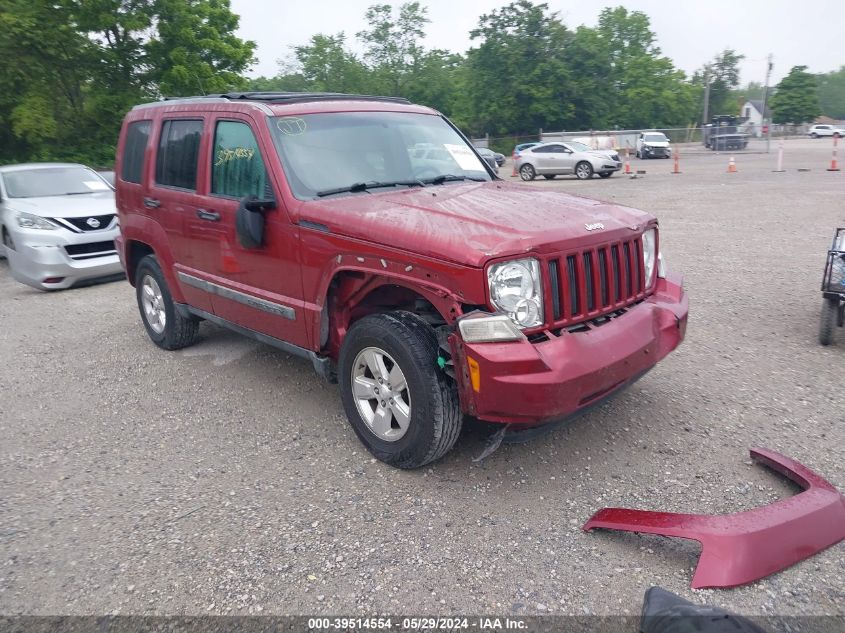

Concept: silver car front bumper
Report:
left=4, top=224, right=124, bottom=290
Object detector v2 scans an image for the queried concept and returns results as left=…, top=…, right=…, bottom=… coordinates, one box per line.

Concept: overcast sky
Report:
left=230, top=0, right=842, bottom=87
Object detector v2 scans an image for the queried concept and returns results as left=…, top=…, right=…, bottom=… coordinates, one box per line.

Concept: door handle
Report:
left=143, top=197, right=161, bottom=209
left=196, top=209, right=220, bottom=222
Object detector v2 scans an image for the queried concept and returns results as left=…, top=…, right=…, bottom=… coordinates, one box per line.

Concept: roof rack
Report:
left=162, top=92, right=412, bottom=105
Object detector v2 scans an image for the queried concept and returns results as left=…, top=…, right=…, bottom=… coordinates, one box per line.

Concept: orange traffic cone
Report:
left=828, top=135, right=840, bottom=172
left=671, top=147, right=681, bottom=174
left=624, top=149, right=631, bottom=175
left=727, top=156, right=737, bottom=173
left=511, top=151, right=518, bottom=177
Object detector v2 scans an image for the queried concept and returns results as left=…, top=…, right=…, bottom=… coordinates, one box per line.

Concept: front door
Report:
left=556, top=144, right=578, bottom=174
left=194, top=115, right=308, bottom=349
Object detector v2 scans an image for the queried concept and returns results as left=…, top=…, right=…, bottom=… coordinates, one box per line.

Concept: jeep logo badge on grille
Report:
left=585, top=222, right=604, bottom=231
left=86, top=217, right=101, bottom=228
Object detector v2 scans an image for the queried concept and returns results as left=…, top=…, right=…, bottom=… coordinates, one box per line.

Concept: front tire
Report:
left=338, top=311, right=462, bottom=469
left=519, top=164, right=536, bottom=181
left=135, top=255, right=199, bottom=350
left=575, top=161, right=594, bottom=180
left=819, top=298, right=839, bottom=346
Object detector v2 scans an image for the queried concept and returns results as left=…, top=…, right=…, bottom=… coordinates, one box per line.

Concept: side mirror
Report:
left=236, top=195, right=274, bottom=249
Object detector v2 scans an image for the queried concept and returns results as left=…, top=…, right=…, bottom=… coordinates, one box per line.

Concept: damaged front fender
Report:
left=583, top=448, right=845, bottom=589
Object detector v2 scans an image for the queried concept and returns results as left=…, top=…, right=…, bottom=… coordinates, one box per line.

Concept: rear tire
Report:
left=575, top=161, right=594, bottom=180
left=338, top=311, right=462, bottom=469
left=135, top=255, right=200, bottom=350
left=819, top=298, right=839, bottom=346
left=519, top=164, right=536, bottom=181
left=811, top=133, right=818, bottom=139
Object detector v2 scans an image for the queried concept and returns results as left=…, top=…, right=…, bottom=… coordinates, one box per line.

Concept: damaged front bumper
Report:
left=584, top=448, right=845, bottom=589
left=451, top=274, right=687, bottom=425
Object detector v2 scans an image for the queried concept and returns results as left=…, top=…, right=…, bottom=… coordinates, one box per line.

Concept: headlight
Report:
left=642, top=228, right=657, bottom=288
left=657, top=251, right=667, bottom=278
left=17, top=212, right=57, bottom=230
left=487, top=257, right=544, bottom=328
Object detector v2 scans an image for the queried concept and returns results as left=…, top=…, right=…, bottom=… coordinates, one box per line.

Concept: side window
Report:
left=211, top=120, right=271, bottom=199
left=155, top=119, right=203, bottom=190
left=121, top=120, right=150, bottom=184
left=532, top=146, right=551, bottom=154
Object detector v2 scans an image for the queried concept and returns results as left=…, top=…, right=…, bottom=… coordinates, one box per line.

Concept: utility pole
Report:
left=702, top=69, right=711, bottom=125
left=761, top=54, right=773, bottom=153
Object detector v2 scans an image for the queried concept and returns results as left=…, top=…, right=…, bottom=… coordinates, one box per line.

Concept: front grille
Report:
left=64, top=240, right=116, bottom=260
left=52, top=214, right=115, bottom=232
left=547, top=238, right=647, bottom=326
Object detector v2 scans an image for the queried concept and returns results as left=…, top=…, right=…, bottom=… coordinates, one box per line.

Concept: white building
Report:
left=741, top=100, right=771, bottom=137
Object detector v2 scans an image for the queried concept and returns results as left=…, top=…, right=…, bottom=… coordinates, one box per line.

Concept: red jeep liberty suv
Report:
left=115, top=92, right=688, bottom=468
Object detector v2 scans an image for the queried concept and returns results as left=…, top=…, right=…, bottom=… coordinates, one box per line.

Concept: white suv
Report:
left=808, top=124, right=844, bottom=139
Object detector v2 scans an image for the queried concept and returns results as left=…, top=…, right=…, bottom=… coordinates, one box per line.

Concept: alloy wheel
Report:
left=351, top=347, right=411, bottom=441
left=141, top=275, right=167, bottom=334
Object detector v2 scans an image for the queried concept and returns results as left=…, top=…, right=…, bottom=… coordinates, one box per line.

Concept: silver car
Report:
left=0, top=163, right=123, bottom=290
left=516, top=141, right=621, bottom=181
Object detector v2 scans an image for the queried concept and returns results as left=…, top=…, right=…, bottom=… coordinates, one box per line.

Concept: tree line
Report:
left=0, top=0, right=841, bottom=166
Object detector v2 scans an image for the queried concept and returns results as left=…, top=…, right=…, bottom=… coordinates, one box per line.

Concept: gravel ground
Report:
left=0, top=138, right=843, bottom=618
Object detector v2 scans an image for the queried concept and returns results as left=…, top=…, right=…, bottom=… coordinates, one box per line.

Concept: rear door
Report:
left=196, top=114, right=308, bottom=348
left=148, top=116, right=214, bottom=312
left=530, top=146, right=553, bottom=173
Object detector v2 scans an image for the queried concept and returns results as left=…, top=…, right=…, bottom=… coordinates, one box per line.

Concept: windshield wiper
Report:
left=316, top=180, right=424, bottom=198
left=423, top=174, right=487, bottom=185
left=66, top=191, right=97, bottom=195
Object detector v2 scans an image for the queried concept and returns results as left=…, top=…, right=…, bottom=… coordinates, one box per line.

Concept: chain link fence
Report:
left=472, top=124, right=813, bottom=157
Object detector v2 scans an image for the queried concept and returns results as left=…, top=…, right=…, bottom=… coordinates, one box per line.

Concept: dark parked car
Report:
left=475, top=147, right=500, bottom=174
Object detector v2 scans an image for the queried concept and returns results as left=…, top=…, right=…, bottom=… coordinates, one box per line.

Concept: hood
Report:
left=642, top=140, right=669, bottom=147
left=297, top=182, right=653, bottom=267
left=6, top=191, right=116, bottom=218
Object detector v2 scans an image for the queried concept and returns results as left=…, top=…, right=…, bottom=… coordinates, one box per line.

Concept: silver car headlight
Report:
left=642, top=228, right=657, bottom=288
left=487, top=257, right=544, bottom=329
left=17, top=212, right=57, bottom=230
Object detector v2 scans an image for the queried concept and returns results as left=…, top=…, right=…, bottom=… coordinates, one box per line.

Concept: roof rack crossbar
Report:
left=162, top=92, right=411, bottom=105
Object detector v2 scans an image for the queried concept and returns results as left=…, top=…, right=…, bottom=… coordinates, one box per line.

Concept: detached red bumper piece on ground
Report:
left=583, top=448, right=845, bottom=589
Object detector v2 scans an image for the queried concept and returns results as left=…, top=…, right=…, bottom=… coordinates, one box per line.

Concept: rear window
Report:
left=155, top=119, right=203, bottom=190
left=121, top=121, right=150, bottom=184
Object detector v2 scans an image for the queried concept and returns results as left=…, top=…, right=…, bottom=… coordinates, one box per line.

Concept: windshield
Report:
left=644, top=133, right=668, bottom=142
left=2, top=166, right=111, bottom=198
left=566, top=141, right=592, bottom=152
left=269, top=112, right=491, bottom=199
